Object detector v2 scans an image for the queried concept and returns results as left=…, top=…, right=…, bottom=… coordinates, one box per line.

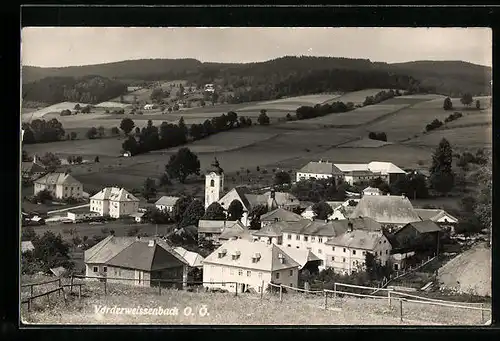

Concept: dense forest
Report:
left=22, top=56, right=492, bottom=105
left=22, top=75, right=128, bottom=105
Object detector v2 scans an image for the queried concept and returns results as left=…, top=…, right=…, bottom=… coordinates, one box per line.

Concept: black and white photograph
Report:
left=20, top=27, right=492, bottom=325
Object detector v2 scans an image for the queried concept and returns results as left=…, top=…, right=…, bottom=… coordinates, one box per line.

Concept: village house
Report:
left=66, top=207, right=101, bottom=222
left=21, top=154, right=47, bottom=181
left=251, top=221, right=288, bottom=245
left=197, top=220, right=246, bottom=244
left=414, top=208, right=459, bottom=233
left=205, top=157, right=299, bottom=226
left=218, top=223, right=254, bottom=243
left=324, top=224, right=392, bottom=275
left=90, top=187, right=140, bottom=218
left=391, top=220, right=443, bottom=254
left=155, top=196, right=180, bottom=213
left=301, top=200, right=359, bottom=221
left=34, top=172, right=84, bottom=200
left=202, top=239, right=300, bottom=293
left=349, top=194, right=422, bottom=231
left=173, top=246, right=204, bottom=269
left=334, top=161, right=406, bottom=185
left=260, top=207, right=303, bottom=227
left=296, top=160, right=344, bottom=183
left=84, top=236, right=189, bottom=288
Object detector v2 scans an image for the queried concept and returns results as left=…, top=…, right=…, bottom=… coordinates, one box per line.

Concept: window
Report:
left=331, top=246, right=335, bottom=251
left=343, top=248, right=346, bottom=253
left=383, top=240, right=386, bottom=244
left=296, top=235, right=300, bottom=240
left=247, top=271, right=251, bottom=277
left=65, top=187, right=68, bottom=190
left=287, top=234, right=291, bottom=240
left=287, top=244, right=291, bottom=247
left=343, top=258, right=346, bottom=263
left=311, top=236, right=315, bottom=242
left=238, top=269, right=243, bottom=276
left=210, top=179, right=215, bottom=187
left=276, top=272, right=280, bottom=279
left=362, top=251, right=366, bottom=256
left=304, top=236, right=308, bottom=242
left=93, top=266, right=98, bottom=272
left=331, top=256, right=335, bottom=261
left=318, top=249, right=322, bottom=254
left=296, top=246, right=299, bottom=249
left=318, top=238, right=323, bottom=243
left=352, top=250, right=356, bottom=255
left=385, top=250, right=388, bottom=255
left=258, top=272, right=262, bottom=278
left=289, top=270, right=293, bottom=276
left=379, top=251, right=382, bottom=256
left=103, top=266, right=107, bottom=273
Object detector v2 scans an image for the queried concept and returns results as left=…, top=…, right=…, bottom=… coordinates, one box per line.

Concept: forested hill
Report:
left=22, top=56, right=492, bottom=100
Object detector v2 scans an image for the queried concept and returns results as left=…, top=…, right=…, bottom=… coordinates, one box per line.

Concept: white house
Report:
left=67, top=207, right=101, bottom=222
left=155, top=196, right=180, bottom=213
left=296, top=160, right=344, bottom=183
left=34, top=172, right=83, bottom=200
left=90, top=187, right=140, bottom=218
left=22, top=154, right=47, bottom=181
left=174, top=246, right=204, bottom=269
left=301, top=200, right=359, bottom=221
left=414, top=208, right=459, bottom=233
left=334, top=161, right=406, bottom=185
left=324, top=228, right=392, bottom=275
left=202, top=239, right=300, bottom=293
left=198, top=220, right=246, bottom=244
left=143, top=104, right=155, bottom=110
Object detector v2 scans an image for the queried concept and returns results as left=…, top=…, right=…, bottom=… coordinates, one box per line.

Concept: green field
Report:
left=238, top=93, right=343, bottom=112
left=404, top=125, right=492, bottom=149
left=323, top=88, right=390, bottom=105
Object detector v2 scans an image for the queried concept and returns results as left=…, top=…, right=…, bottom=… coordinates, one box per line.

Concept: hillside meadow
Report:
left=404, top=125, right=492, bottom=149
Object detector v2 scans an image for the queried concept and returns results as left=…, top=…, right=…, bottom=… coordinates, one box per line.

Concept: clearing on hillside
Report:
left=238, top=93, right=343, bottom=112
left=294, top=103, right=410, bottom=127
left=21, top=102, right=89, bottom=121
left=445, top=109, right=492, bottom=128
left=338, top=138, right=394, bottom=148
left=403, top=125, right=492, bottom=148
left=323, top=89, right=390, bottom=105
left=437, top=243, right=491, bottom=297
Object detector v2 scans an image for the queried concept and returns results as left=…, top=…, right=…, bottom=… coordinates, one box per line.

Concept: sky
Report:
left=21, top=27, right=492, bottom=68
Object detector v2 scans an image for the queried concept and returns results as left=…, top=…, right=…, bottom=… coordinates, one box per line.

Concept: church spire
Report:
left=207, top=156, right=224, bottom=175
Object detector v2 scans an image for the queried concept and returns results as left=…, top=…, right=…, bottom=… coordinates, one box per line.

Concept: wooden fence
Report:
left=266, top=281, right=491, bottom=324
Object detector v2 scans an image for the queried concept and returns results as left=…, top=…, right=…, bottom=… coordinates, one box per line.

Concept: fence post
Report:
left=279, top=285, right=283, bottom=302
left=70, top=274, right=74, bottom=293
left=400, top=299, right=403, bottom=322
left=104, top=279, right=107, bottom=296
left=30, top=284, right=34, bottom=298
left=58, top=278, right=62, bottom=297
left=324, top=290, right=328, bottom=310
left=78, top=284, right=82, bottom=299
left=158, top=280, right=161, bottom=296
left=235, top=282, right=238, bottom=297
left=481, top=303, right=484, bottom=324
left=333, top=283, right=337, bottom=299
left=261, top=280, right=264, bottom=300
left=388, top=290, right=392, bottom=307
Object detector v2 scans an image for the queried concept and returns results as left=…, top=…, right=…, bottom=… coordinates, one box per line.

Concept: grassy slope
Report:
left=21, top=277, right=491, bottom=325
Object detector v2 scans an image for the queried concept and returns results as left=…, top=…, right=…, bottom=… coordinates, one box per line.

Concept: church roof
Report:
left=207, top=157, right=224, bottom=175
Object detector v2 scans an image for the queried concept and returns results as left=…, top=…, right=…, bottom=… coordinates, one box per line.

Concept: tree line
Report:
left=22, top=75, right=127, bottom=105
left=22, top=118, right=65, bottom=144
left=119, top=111, right=253, bottom=157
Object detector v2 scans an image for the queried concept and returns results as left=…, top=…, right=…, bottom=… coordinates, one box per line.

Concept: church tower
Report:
left=205, top=157, right=224, bottom=209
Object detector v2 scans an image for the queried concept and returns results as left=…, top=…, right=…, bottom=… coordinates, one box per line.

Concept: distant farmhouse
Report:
left=34, top=172, right=83, bottom=200
left=155, top=196, right=180, bottom=213
left=296, top=160, right=406, bottom=186
left=90, top=187, right=140, bottom=218
left=22, top=155, right=47, bottom=182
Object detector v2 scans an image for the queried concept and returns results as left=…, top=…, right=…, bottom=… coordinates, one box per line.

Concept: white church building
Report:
left=204, top=158, right=300, bottom=227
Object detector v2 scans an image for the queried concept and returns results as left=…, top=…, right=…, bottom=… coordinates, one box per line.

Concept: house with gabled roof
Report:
left=260, top=207, right=303, bottom=227
left=414, top=208, right=458, bottom=233
left=198, top=220, right=245, bottom=244
left=362, top=186, right=383, bottom=196
left=296, top=160, right=344, bottom=182
left=155, top=196, right=180, bottom=213
left=34, top=172, right=83, bottom=200
left=324, top=227, right=392, bottom=275
left=203, top=239, right=300, bottom=293
left=333, top=161, right=406, bottom=185
left=218, top=223, right=253, bottom=243
left=392, top=220, right=442, bottom=254
left=349, top=194, right=421, bottom=230
left=173, top=247, right=204, bottom=269
left=22, top=154, right=47, bottom=181
left=84, top=236, right=189, bottom=288
left=90, top=187, right=140, bottom=218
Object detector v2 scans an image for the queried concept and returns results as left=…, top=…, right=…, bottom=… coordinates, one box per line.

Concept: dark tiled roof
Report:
left=349, top=195, right=421, bottom=225
left=298, top=161, right=344, bottom=175
left=260, top=208, right=303, bottom=222
left=404, top=220, right=442, bottom=234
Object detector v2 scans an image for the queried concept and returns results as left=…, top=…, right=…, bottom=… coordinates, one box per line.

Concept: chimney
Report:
left=148, top=239, right=155, bottom=247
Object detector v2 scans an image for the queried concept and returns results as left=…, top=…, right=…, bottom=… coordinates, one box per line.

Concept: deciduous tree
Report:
left=203, top=202, right=226, bottom=220
left=227, top=200, right=244, bottom=221
left=165, top=148, right=201, bottom=183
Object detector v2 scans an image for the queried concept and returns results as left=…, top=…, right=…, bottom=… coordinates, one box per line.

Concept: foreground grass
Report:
left=21, top=279, right=491, bottom=325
